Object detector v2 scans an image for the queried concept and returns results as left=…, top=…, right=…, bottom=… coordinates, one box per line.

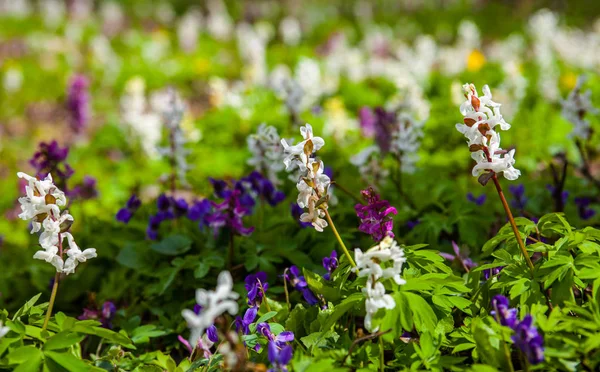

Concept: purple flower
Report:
left=66, top=74, right=90, bottom=133
left=146, top=194, right=189, bottom=239
left=466, top=192, right=486, bottom=206
left=209, top=178, right=230, bottom=198
left=237, top=171, right=285, bottom=207
left=71, top=176, right=98, bottom=200
left=359, top=106, right=377, bottom=137
left=284, top=266, right=318, bottom=306
left=235, top=307, right=258, bottom=335
left=491, top=295, right=518, bottom=329
left=79, top=301, right=117, bottom=329
left=29, top=140, right=73, bottom=185
left=257, top=323, right=295, bottom=347
left=406, top=219, right=420, bottom=230
left=291, top=203, right=311, bottom=228
left=509, top=184, right=528, bottom=210
left=512, top=315, right=545, bottom=365
left=206, top=189, right=254, bottom=237
left=188, top=199, right=212, bottom=227
left=245, top=272, right=268, bottom=307
left=546, top=185, right=569, bottom=206
left=267, top=341, right=293, bottom=372
left=117, top=195, right=142, bottom=224
left=206, top=325, right=218, bottom=343
left=482, top=266, right=504, bottom=280
left=575, top=197, right=596, bottom=220
left=439, top=241, right=476, bottom=272
left=359, top=107, right=397, bottom=153
left=322, top=250, right=338, bottom=280
left=355, top=187, right=397, bottom=242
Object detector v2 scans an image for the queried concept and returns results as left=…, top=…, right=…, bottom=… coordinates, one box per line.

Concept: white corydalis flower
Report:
left=18, top=172, right=96, bottom=274
left=353, top=236, right=406, bottom=332
left=247, top=124, right=285, bottom=186
left=182, top=271, right=239, bottom=347
left=282, top=124, right=331, bottom=232
left=0, top=321, right=9, bottom=339
left=561, top=76, right=598, bottom=141
left=391, top=113, right=424, bottom=174
left=455, top=83, right=520, bottom=182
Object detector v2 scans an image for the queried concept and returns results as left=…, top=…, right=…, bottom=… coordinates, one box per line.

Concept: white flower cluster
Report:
left=353, top=236, right=406, bottom=332
left=561, top=76, right=598, bottom=141
left=455, top=84, right=520, bottom=181
left=17, top=172, right=96, bottom=274
left=0, top=320, right=9, bottom=339
left=281, top=124, right=331, bottom=232
left=247, top=124, right=286, bottom=186
left=182, top=271, right=239, bottom=348
left=390, top=113, right=424, bottom=174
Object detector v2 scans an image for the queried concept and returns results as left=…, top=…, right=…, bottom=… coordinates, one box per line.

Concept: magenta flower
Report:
left=66, top=74, right=90, bottom=133
left=355, top=187, right=397, bottom=241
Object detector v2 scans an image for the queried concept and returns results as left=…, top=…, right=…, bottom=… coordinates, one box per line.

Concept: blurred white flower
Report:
left=0, top=321, right=9, bottom=339
left=3, top=67, right=23, bottom=93
left=280, top=17, right=302, bottom=46
left=561, top=75, right=598, bottom=140
left=177, top=9, right=203, bottom=54
left=247, top=124, right=285, bottom=185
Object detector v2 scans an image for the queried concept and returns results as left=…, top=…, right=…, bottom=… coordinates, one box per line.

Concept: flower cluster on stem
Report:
left=353, top=236, right=406, bottom=332
left=355, top=187, right=397, bottom=242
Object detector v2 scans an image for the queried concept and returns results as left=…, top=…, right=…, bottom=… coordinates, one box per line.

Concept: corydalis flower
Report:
left=71, top=176, right=98, bottom=200
left=147, top=194, right=188, bottom=240
left=207, top=189, right=254, bottom=237
left=66, top=74, right=90, bottom=133
left=509, top=184, right=528, bottom=210
left=322, top=250, right=338, bottom=280
left=467, top=192, right=486, bottom=205
left=29, top=141, right=73, bottom=186
left=561, top=75, right=598, bottom=140
left=237, top=171, right=285, bottom=207
left=574, top=197, right=596, bottom=220
left=440, top=241, right=476, bottom=272
left=182, top=271, right=239, bottom=348
left=355, top=187, right=397, bottom=242
left=245, top=272, right=268, bottom=307
left=116, top=194, right=141, bottom=224
left=491, top=295, right=517, bottom=328
left=353, top=236, right=406, bottom=332
left=512, top=315, right=545, bottom=364
left=257, top=323, right=294, bottom=347
left=284, top=266, right=318, bottom=306
left=79, top=301, right=117, bottom=329
left=234, top=307, right=258, bottom=335
left=247, top=124, right=286, bottom=186
left=268, top=341, right=293, bottom=372
left=455, top=84, right=520, bottom=182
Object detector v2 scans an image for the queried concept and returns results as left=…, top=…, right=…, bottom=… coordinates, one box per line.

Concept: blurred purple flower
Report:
left=29, top=140, right=74, bottom=186
left=67, top=74, right=90, bottom=133
left=512, top=315, right=545, bottom=365
left=235, top=307, right=258, bottom=335
left=439, top=241, right=476, bottom=272
left=146, top=194, right=189, bottom=239
left=574, top=197, right=596, bottom=220
left=206, top=189, right=254, bottom=237
left=291, top=203, right=311, bottom=228
left=466, top=192, right=486, bottom=206
left=245, top=272, right=268, bottom=307
left=355, top=187, right=397, bottom=241
left=491, top=295, right=518, bottom=329
left=268, top=341, right=293, bottom=372
left=79, top=301, right=117, bottom=329
left=322, top=250, right=338, bottom=280
left=71, top=176, right=98, bottom=200
left=284, top=266, right=318, bottom=306
left=509, top=184, right=528, bottom=210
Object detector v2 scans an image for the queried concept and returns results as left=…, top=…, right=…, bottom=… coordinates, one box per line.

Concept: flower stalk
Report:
left=324, top=210, right=356, bottom=267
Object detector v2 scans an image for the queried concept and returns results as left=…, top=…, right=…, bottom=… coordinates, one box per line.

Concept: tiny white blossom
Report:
left=62, top=232, right=97, bottom=275
left=561, top=76, right=598, bottom=140
left=33, top=245, right=64, bottom=272
left=0, top=321, right=9, bottom=339
left=300, top=197, right=328, bottom=232
left=182, top=271, right=239, bottom=347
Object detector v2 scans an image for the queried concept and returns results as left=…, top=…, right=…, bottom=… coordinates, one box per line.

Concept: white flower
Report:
left=62, top=232, right=97, bottom=275
left=299, top=197, right=328, bottom=232
left=562, top=76, right=598, bottom=140
left=281, top=124, right=325, bottom=172
left=247, top=124, right=285, bottom=185
left=17, top=172, right=65, bottom=224
left=39, top=212, right=73, bottom=249
left=182, top=271, right=239, bottom=347
left=391, top=113, right=423, bottom=174
left=33, top=245, right=64, bottom=272
left=351, top=146, right=389, bottom=189
left=0, top=321, right=9, bottom=339
left=363, top=279, right=395, bottom=332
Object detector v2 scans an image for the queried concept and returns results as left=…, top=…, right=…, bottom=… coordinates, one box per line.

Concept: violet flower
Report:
left=290, top=203, right=311, bottom=228
left=406, top=219, right=420, bottom=230
left=284, top=266, right=318, bottom=306
left=29, top=141, right=73, bottom=187
left=466, top=192, right=486, bottom=206
left=360, top=107, right=397, bottom=154
left=245, top=272, right=269, bottom=307
left=509, top=184, right=528, bottom=210
left=574, top=197, right=596, bottom=220
left=188, top=199, right=212, bottom=228
left=439, top=241, right=476, bottom=272
left=71, top=176, right=98, bottom=200
left=267, top=341, right=293, bottom=372
left=491, top=295, right=518, bottom=329
left=66, top=74, right=90, bottom=133
left=545, top=185, right=569, bottom=207
left=79, top=301, right=117, bottom=329
left=322, top=250, right=338, bottom=280
left=206, top=189, right=254, bottom=237
left=482, top=266, right=504, bottom=280
left=359, top=106, right=377, bottom=137
left=512, top=315, right=545, bottom=365
left=257, top=323, right=294, bottom=347
left=237, top=171, right=285, bottom=207
left=355, top=187, right=397, bottom=242
left=235, top=307, right=258, bottom=335
left=146, top=194, right=189, bottom=240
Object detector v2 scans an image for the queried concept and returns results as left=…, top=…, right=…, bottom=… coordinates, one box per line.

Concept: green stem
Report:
left=42, top=272, right=60, bottom=331
left=492, top=176, right=535, bottom=273
left=323, top=209, right=356, bottom=267
left=379, top=336, right=385, bottom=371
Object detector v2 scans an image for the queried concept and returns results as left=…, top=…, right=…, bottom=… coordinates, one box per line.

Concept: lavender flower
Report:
left=67, top=74, right=90, bottom=133
left=512, top=315, right=545, bottom=365
left=359, top=106, right=377, bottom=137
left=268, top=341, right=293, bottom=372
left=359, top=107, right=397, bottom=154
left=406, top=219, right=420, bottom=230
left=546, top=185, right=569, bottom=206
left=116, top=195, right=141, bottom=224
left=439, top=241, right=476, bottom=271
left=237, top=171, right=285, bottom=207
left=245, top=272, right=268, bottom=307
left=29, top=141, right=73, bottom=187
left=355, top=187, right=397, bottom=242
left=322, top=250, right=338, bottom=280
left=466, top=192, right=486, bottom=206
left=206, top=189, right=254, bottom=237
left=290, top=203, right=311, bottom=228
left=257, top=323, right=295, bottom=347
left=71, top=176, right=98, bottom=200
left=574, top=197, right=596, bottom=220
left=284, top=266, right=318, bottom=306
left=491, top=295, right=518, bottom=329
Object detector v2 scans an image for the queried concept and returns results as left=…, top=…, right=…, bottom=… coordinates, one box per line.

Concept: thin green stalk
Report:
left=43, top=272, right=59, bottom=331
left=323, top=209, right=356, bottom=267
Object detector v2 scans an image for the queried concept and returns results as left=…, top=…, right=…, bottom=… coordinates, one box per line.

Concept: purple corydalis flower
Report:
left=257, top=323, right=294, bottom=347
left=268, top=341, right=293, bottom=372
left=285, top=266, right=319, bottom=306
left=359, top=106, right=377, bottom=137
left=188, top=199, right=212, bottom=228
left=291, top=203, right=311, bottom=228
left=512, top=315, right=545, bottom=365
left=546, top=185, right=569, bottom=206
left=509, top=184, right=528, bottom=210
left=355, top=187, right=397, bottom=242
left=235, top=307, right=258, bottom=335
left=79, top=301, right=117, bottom=329
left=238, top=171, right=285, bottom=207
left=439, top=241, right=476, bottom=271
left=482, top=266, right=504, bottom=280
left=575, top=197, right=596, bottom=220
left=491, top=295, right=518, bottom=329
left=29, top=140, right=74, bottom=183
left=359, top=107, right=397, bottom=154
left=71, top=176, right=98, bottom=200
left=322, top=250, right=338, bottom=280
left=206, top=189, right=254, bottom=237
left=116, top=194, right=141, bottom=224
left=466, top=192, right=486, bottom=206
left=146, top=194, right=189, bottom=239
left=245, top=272, right=268, bottom=307
left=67, top=74, right=90, bottom=133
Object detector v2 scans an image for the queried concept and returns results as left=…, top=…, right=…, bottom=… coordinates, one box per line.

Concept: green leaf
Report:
left=150, top=235, right=192, bottom=255
left=404, top=292, right=437, bottom=332
left=194, top=262, right=210, bottom=279
left=44, top=351, right=92, bottom=372
left=255, top=311, right=278, bottom=325
left=303, top=269, right=341, bottom=302
left=72, top=323, right=135, bottom=349
left=7, top=346, right=43, bottom=365
left=12, top=293, right=42, bottom=319
left=131, top=325, right=169, bottom=344
left=320, top=293, right=363, bottom=331
left=43, top=332, right=85, bottom=350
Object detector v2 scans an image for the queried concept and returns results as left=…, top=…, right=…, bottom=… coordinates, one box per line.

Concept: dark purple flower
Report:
left=491, top=295, right=518, bottom=329
left=235, top=307, right=258, bottom=335
left=206, top=189, right=254, bottom=237
left=291, top=203, right=311, bottom=228
left=116, top=195, right=141, bottom=224
left=188, top=199, right=212, bottom=227
left=545, top=185, right=569, bottom=206
left=512, top=315, right=544, bottom=365
left=29, top=140, right=73, bottom=185
left=209, top=178, right=230, bottom=198
left=66, top=74, right=90, bottom=133
left=237, top=171, right=285, bottom=207
left=575, top=197, right=596, bottom=220
left=355, top=187, right=397, bottom=241
left=359, top=107, right=397, bottom=154
left=322, top=250, right=338, bottom=280
left=206, top=325, right=218, bottom=343
left=406, top=219, right=420, bottom=230
left=257, top=323, right=295, bottom=347
left=284, top=266, right=318, bottom=306
left=245, top=272, right=269, bottom=307
left=466, top=192, right=486, bottom=206
left=71, top=176, right=98, bottom=200
left=146, top=194, right=190, bottom=240
left=79, top=301, right=117, bottom=329
left=482, top=265, right=504, bottom=280
left=439, top=241, right=476, bottom=271
left=268, top=341, right=293, bottom=372
left=509, top=184, right=528, bottom=210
